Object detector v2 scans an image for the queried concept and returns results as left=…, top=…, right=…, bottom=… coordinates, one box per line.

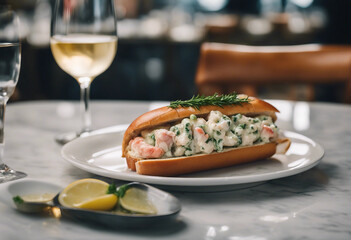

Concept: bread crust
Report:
left=126, top=154, right=140, bottom=171
left=132, top=142, right=276, bottom=176
left=122, top=97, right=278, bottom=157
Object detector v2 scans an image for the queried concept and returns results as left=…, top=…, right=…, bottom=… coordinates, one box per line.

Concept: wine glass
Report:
left=50, top=0, right=118, bottom=144
left=0, top=8, right=27, bottom=183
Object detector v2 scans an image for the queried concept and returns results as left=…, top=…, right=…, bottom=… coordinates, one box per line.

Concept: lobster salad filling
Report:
left=128, top=111, right=279, bottom=159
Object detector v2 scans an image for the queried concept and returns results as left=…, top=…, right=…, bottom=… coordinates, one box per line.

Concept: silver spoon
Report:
left=11, top=181, right=181, bottom=228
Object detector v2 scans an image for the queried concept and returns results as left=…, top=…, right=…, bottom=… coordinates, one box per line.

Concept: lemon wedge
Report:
left=76, top=194, right=118, bottom=211
left=58, top=178, right=117, bottom=211
left=119, top=188, right=157, bottom=214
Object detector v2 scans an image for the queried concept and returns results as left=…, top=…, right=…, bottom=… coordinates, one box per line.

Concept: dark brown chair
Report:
left=195, top=43, right=351, bottom=103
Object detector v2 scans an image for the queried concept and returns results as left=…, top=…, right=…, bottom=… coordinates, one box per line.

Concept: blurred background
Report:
left=2, top=0, right=351, bottom=102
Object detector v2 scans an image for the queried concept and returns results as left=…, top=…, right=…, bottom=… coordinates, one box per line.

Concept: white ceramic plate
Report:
left=61, top=130, right=324, bottom=191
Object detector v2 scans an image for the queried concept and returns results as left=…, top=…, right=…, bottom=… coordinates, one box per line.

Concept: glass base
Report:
left=0, top=164, right=27, bottom=183
left=55, top=130, right=91, bottom=145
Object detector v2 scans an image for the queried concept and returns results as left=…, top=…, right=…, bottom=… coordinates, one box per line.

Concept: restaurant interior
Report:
left=5, top=0, right=351, bottom=103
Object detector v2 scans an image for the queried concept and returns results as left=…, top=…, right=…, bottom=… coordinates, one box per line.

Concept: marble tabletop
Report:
left=1, top=100, right=351, bottom=240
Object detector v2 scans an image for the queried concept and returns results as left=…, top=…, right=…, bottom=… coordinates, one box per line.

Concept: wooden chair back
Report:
left=195, top=43, right=351, bottom=103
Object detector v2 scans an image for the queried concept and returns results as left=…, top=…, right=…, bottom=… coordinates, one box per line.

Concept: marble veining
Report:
left=0, top=100, right=351, bottom=240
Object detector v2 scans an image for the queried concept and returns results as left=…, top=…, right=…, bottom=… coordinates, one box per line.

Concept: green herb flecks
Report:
left=169, top=93, right=250, bottom=110
left=170, top=126, right=180, bottom=136
left=238, top=136, right=242, bottom=145
left=239, top=123, right=247, bottom=129
left=184, top=146, right=192, bottom=152
left=150, top=134, right=155, bottom=142
left=107, top=183, right=130, bottom=198
left=213, top=138, right=223, bottom=152
left=185, top=123, right=191, bottom=133
left=13, top=196, right=24, bottom=204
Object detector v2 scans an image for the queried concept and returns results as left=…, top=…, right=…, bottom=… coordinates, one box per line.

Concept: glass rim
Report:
left=0, top=7, right=20, bottom=43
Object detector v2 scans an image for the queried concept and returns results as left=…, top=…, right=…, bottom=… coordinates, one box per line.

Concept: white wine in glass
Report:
left=51, top=34, right=117, bottom=82
left=0, top=8, right=27, bottom=183
left=50, top=0, right=118, bottom=144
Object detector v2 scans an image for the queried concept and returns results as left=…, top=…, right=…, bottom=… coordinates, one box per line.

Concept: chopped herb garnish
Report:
left=107, top=183, right=130, bottom=198
left=213, top=139, right=218, bottom=150
left=13, top=196, right=24, bottom=204
left=238, top=136, right=242, bottom=145
left=117, top=184, right=130, bottom=198
left=184, top=145, right=193, bottom=155
left=216, top=131, right=221, bottom=136
left=188, top=134, right=193, bottom=140
left=253, top=119, right=259, bottom=123
left=107, top=183, right=117, bottom=194
left=150, top=134, right=155, bottom=142
left=169, top=93, right=250, bottom=110
left=239, top=123, right=247, bottom=129
left=185, top=123, right=190, bottom=133
left=184, top=145, right=192, bottom=151
left=171, top=126, right=181, bottom=136
left=213, top=138, right=223, bottom=151
left=254, top=137, right=262, bottom=144
left=253, top=130, right=258, bottom=134
left=171, top=126, right=180, bottom=136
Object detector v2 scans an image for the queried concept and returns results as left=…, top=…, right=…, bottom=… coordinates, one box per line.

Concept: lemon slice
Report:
left=119, top=188, right=157, bottom=214
left=58, top=178, right=117, bottom=211
left=21, top=193, right=56, bottom=202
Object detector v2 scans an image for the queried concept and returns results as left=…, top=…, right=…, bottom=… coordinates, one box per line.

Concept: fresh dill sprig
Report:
left=169, top=93, right=250, bottom=110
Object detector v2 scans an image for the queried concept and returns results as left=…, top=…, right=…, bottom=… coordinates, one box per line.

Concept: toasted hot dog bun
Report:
left=122, top=97, right=286, bottom=176
left=129, top=143, right=276, bottom=176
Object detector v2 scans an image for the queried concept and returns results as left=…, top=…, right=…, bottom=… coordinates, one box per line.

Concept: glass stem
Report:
left=0, top=98, right=7, bottom=166
left=78, top=78, right=93, bottom=134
